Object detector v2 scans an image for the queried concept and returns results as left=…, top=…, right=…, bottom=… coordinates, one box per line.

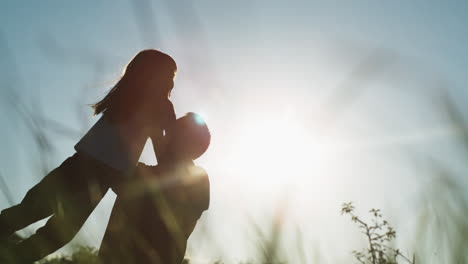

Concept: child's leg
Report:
left=10, top=190, right=105, bottom=263
left=0, top=164, right=68, bottom=239
left=0, top=153, right=113, bottom=263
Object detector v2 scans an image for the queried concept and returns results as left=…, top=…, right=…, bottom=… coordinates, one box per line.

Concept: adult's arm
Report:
left=182, top=168, right=210, bottom=237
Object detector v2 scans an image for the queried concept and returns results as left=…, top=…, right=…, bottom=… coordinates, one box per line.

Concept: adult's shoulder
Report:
left=192, top=166, right=209, bottom=185
left=190, top=165, right=210, bottom=209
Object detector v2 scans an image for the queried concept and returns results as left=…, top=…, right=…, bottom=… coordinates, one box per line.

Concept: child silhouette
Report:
left=99, top=112, right=211, bottom=264
left=0, top=49, right=177, bottom=263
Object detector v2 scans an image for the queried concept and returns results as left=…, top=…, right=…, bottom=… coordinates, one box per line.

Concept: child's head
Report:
left=167, top=113, right=211, bottom=161
left=92, top=49, right=177, bottom=121
left=122, top=50, right=177, bottom=98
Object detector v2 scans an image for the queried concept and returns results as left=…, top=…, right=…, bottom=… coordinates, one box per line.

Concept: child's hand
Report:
left=162, top=99, right=176, bottom=124
left=160, top=99, right=176, bottom=147
left=151, top=99, right=176, bottom=164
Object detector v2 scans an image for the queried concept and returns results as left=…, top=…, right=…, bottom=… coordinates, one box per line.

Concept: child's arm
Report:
left=151, top=128, right=165, bottom=163
left=151, top=100, right=176, bottom=164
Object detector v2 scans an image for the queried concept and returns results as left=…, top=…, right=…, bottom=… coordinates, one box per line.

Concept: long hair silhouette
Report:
left=92, top=49, right=177, bottom=122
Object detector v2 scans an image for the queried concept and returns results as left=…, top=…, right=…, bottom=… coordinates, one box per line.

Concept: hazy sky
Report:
left=1, top=1, right=467, bottom=262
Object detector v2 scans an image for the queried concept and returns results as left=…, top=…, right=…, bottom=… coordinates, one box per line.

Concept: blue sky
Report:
left=1, top=1, right=468, bottom=262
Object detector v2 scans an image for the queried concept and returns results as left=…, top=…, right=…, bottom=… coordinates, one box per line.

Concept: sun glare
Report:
left=222, top=115, right=336, bottom=193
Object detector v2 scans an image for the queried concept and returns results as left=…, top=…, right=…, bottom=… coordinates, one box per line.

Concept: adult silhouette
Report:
left=99, top=112, right=211, bottom=264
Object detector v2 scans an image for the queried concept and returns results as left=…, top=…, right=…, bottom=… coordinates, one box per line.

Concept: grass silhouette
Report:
left=342, top=203, right=414, bottom=264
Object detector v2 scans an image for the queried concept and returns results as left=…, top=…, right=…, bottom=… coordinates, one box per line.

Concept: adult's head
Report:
left=92, top=49, right=177, bottom=122
left=167, top=112, right=211, bottom=161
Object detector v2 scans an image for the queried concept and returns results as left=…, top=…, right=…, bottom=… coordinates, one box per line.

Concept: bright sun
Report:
left=218, top=114, right=337, bottom=193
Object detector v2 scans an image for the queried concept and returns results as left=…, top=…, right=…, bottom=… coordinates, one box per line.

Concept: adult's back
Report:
left=99, top=162, right=210, bottom=264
